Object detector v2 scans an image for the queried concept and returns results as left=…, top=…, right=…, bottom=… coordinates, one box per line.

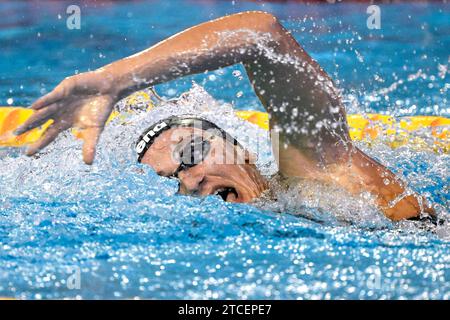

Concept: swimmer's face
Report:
left=140, top=127, right=268, bottom=202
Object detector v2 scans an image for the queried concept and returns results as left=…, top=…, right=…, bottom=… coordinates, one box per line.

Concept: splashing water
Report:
left=1, top=84, right=449, bottom=299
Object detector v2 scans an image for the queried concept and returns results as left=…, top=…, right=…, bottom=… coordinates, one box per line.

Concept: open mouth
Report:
left=215, top=187, right=238, bottom=202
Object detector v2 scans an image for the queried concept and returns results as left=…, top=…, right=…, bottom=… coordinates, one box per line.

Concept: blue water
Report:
left=0, top=1, right=449, bottom=299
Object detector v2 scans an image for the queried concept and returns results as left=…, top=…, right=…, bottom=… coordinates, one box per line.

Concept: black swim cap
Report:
left=135, top=116, right=241, bottom=162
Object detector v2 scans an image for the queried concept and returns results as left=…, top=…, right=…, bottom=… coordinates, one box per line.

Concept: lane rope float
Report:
left=1, top=90, right=448, bottom=153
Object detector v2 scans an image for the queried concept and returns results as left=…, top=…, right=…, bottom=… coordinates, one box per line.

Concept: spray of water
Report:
left=1, top=83, right=447, bottom=235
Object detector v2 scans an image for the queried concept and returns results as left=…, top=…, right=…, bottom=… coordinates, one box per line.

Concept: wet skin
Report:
left=15, top=11, right=435, bottom=220
left=141, top=127, right=268, bottom=203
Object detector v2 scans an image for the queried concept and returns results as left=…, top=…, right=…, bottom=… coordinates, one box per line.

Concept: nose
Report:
left=177, top=167, right=206, bottom=195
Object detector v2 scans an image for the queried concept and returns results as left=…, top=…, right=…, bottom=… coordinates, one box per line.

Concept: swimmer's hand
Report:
left=15, top=70, right=117, bottom=164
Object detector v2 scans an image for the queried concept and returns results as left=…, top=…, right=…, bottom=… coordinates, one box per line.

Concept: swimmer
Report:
left=15, top=11, right=435, bottom=221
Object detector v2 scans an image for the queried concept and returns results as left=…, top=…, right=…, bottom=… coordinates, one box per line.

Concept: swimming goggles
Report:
left=136, top=116, right=242, bottom=164
left=169, top=135, right=212, bottom=178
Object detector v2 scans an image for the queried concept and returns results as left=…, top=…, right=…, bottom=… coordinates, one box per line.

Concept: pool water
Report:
left=0, top=0, right=449, bottom=299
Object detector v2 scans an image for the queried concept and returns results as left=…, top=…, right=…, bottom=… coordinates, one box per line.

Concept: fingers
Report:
left=80, top=126, right=104, bottom=165
left=14, top=104, right=59, bottom=135
left=31, top=82, right=68, bottom=110
left=25, top=123, right=63, bottom=156
left=24, top=124, right=103, bottom=165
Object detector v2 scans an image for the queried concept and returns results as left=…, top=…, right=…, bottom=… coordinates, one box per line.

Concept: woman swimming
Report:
left=14, top=11, right=435, bottom=221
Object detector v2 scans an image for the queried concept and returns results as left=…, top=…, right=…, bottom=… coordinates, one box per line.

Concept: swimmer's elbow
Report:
left=233, top=11, right=284, bottom=36
left=238, top=11, right=279, bottom=23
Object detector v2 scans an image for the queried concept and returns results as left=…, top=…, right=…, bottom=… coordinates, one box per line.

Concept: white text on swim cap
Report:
left=136, top=122, right=168, bottom=153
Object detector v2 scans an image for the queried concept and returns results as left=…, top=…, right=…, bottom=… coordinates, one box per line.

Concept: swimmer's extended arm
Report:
left=17, top=11, right=433, bottom=220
